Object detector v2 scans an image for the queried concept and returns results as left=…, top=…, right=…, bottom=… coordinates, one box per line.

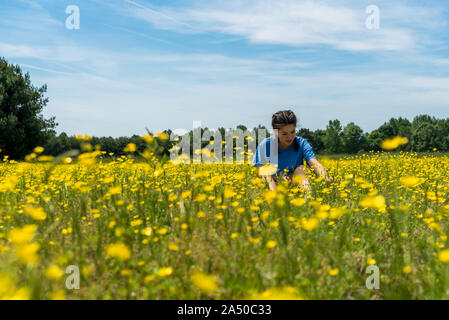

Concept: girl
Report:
left=253, top=110, right=333, bottom=191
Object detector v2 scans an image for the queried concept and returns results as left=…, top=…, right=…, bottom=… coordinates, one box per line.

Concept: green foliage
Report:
left=412, top=122, right=438, bottom=152
left=323, top=120, right=343, bottom=154
left=342, top=122, right=366, bottom=154
left=0, top=57, right=57, bottom=159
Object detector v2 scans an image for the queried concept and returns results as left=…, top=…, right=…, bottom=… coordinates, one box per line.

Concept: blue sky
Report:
left=1, top=0, right=449, bottom=137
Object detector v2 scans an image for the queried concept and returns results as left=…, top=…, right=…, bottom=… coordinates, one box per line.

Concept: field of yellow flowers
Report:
left=1, top=135, right=449, bottom=300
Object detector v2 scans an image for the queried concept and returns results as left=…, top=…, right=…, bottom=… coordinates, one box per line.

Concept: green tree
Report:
left=0, top=58, right=57, bottom=159
left=435, top=119, right=449, bottom=151
left=323, top=119, right=343, bottom=154
left=412, top=114, right=436, bottom=132
left=342, top=122, right=366, bottom=154
left=366, top=129, right=383, bottom=152
left=297, top=128, right=324, bottom=154
left=412, top=122, right=438, bottom=152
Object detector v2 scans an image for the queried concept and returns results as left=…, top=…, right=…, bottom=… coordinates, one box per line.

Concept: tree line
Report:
left=37, top=115, right=449, bottom=160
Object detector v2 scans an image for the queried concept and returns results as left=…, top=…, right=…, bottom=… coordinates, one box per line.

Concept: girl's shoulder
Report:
left=295, top=136, right=310, bottom=146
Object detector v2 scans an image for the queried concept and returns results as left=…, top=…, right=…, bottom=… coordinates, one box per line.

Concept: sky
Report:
left=1, top=0, right=449, bottom=137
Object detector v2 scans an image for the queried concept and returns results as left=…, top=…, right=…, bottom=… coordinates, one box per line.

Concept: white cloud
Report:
left=407, top=76, right=449, bottom=90
left=119, top=0, right=431, bottom=51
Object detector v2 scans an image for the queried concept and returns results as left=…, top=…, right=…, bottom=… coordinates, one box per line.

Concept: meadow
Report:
left=1, top=135, right=449, bottom=300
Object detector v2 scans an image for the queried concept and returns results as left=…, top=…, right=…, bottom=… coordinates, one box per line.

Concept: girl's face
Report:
left=276, top=124, right=296, bottom=148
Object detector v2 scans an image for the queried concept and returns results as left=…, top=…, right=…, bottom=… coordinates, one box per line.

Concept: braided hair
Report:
left=272, top=110, right=297, bottom=129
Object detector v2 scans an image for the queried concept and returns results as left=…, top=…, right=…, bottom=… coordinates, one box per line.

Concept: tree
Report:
left=412, top=122, right=438, bottom=152
left=366, top=129, right=383, bottom=151
left=0, top=58, right=57, bottom=159
left=342, top=122, right=366, bottom=154
left=323, top=120, right=343, bottom=154
left=435, top=119, right=449, bottom=151
left=297, top=128, right=325, bottom=154
left=412, top=114, right=436, bottom=132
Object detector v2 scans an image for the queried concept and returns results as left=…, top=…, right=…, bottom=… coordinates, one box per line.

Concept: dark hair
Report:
left=272, top=110, right=297, bottom=129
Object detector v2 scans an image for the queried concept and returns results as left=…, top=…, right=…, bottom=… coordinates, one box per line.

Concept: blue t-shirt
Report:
left=252, top=136, right=316, bottom=175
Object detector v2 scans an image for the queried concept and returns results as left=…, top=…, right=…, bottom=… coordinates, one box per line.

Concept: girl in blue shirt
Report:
left=253, top=110, right=333, bottom=191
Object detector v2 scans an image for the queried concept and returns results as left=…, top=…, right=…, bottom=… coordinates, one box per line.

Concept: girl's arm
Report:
left=261, top=174, right=277, bottom=191
left=307, top=158, right=333, bottom=182
left=292, top=165, right=310, bottom=191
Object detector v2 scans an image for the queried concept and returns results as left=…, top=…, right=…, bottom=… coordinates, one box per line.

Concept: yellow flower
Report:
left=360, top=195, right=386, bottom=210
left=402, top=265, right=411, bottom=274
left=264, top=190, right=277, bottom=204
left=8, top=225, right=37, bottom=245
left=223, top=187, right=236, bottom=199
left=380, top=136, right=408, bottom=151
left=194, top=194, right=207, bottom=202
left=124, top=143, right=137, bottom=153
left=0, top=274, right=31, bottom=300
left=44, top=265, right=64, bottom=280
left=157, top=267, right=173, bottom=277
left=367, top=258, right=376, bottom=266
left=215, top=213, right=224, bottom=220
left=15, top=243, right=40, bottom=266
left=120, top=269, right=132, bottom=276
left=75, top=134, right=91, bottom=141
left=49, top=290, right=66, bottom=300
left=157, top=132, right=169, bottom=141
left=144, top=275, right=155, bottom=283
left=62, top=157, right=73, bottom=164
left=438, top=249, right=449, bottom=263
left=181, top=190, right=191, bottom=199
left=197, top=211, right=206, bottom=218
left=249, top=236, right=260, bottom=243
left=130, top=219, right=142, bottom=227
left=329, top=207, right=346, bottom=219
left=266, top=240, right=277, bottom=248
left=24, top=206, right=47, bottom=221
left=33, top=146, right=44, bottom=154
left=303, top=217, right=319, bottom=231
left=247, top=286, right=304, bottom=300
left=142, top=134, right=154, bottom=144
left=38, top=155, right=54, bottom=162
left=329, top=268, right=339, bottom=276
left=269, top=220, right=279, bottom=228
left=290, top=198, right=306, bottom=207
left=114, top=227, right=125, bottom=237
left=429, top=223, right=442, bottom=233
left=109, top=186, right=122, bottom=195
left=106, top=243, right=131, bottom=260
left=400, top=176, right=421, bottom=188
left=168, top=243, right=179, bottom=251
left=190, top=270, right=218, bottom=295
